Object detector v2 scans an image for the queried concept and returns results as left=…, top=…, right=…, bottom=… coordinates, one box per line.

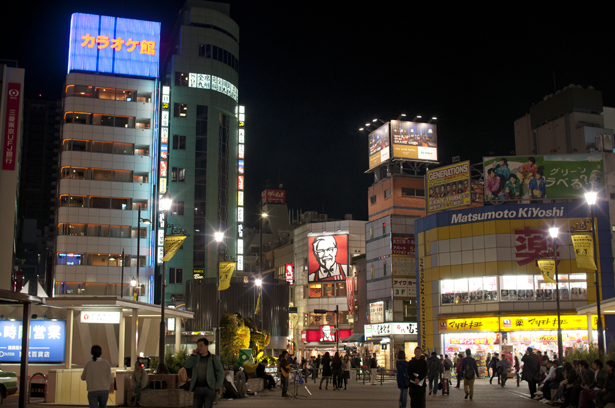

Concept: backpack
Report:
left=428, top=358, right=441, bottom=375
left=443, top=359, right=452, bottom=370
left=463, top=359, right=475, bottom=379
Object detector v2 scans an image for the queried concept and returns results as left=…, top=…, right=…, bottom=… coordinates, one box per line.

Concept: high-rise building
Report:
left=54, top=13, right=161, bottom=299
left=162, top=0, right=240, bottom=313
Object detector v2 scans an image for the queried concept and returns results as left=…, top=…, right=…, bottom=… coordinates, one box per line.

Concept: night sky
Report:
left=4, top=3, right=615, bottom=226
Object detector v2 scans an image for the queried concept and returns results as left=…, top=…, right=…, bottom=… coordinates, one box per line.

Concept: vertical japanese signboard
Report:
left=0, top=320, right=66, bottom=363
left=391, top=234, right=415, bottom=298
left=157, top=85, right=170, bottom=265
left=2, top=83, right=20, bottom=170
left=237, top=106, right=245, bottom=271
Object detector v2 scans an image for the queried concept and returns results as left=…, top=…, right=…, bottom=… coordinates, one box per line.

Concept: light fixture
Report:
left=372, top=118, right=378, bottom=122
left=160, top=191, right=173, bottom=211
left=549, top=227, right=559, bottom=239
left=130, top=277, right=137, bottom=287
left=214, top=231, right=224, bottom=243
left=359, top=128, right=364, bottom=131
left=262, top=213, right=268, bottom=218
left=585, top=191, right=598, bottom=205
left=141, top=218, right=151, bottom=225
left=255, top=278, right=263, bottom=287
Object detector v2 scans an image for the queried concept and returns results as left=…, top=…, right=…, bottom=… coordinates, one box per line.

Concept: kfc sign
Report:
left=261, top=189, right=285, bottom=204
left=285, top=264, right=293, bottom=285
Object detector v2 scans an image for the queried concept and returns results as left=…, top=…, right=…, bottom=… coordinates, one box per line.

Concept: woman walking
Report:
left=343, top=354, right=351, bottom=390
left=320, top=352, right=332, bottom=390
left=396, top=350, right=409, bottom=408
left=81, top=345, right=113, bottom=408
left=332, top=352, right=343, bottom=390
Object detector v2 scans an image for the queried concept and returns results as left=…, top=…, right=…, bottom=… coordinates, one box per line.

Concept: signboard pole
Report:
left=19, top=302, right=31, bottom=408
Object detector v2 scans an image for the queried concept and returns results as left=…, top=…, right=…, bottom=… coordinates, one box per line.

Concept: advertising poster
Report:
left=426, top=161, right=471, bottom=213
left=368, top=123, right=390, bottom=169
left=0, top=320, right=66, bottom=363
left=571, top=233, right=597, bottom=270
left=390, top=120, right=437, bottom=161
left=319, top=325, right=336, bottom=341
left=307, top=235, right=348, bottom=282
left=483, top=154, right=603, bottom=201
left=537, top=259, right=557, bottom=283
left=345, top=277, right=354, bottom=312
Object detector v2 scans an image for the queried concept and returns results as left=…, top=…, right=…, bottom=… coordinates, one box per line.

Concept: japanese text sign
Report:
left=367, top=322, right=418, bottom=337
left=515, top=227, right=558, bottom=267
left=500, top=314, right=598, bottom=331
left=393, top=278, right=416, bottom=298
left=426, top=161, right=471, bottom=213
left=0, top=320, right=66, bottom=363
left=2, top=83, right=20, bottom=171
left=68, top=13, right=161, bottom=77
left=571, top=233, right=597, bottom=270
left=391, top=234, right=415, bottom=256
left=81, top=311, right=120, bottom=324
left=261, top=189, right=286, bottom=204
left=438, top=317, right=499, bottom=332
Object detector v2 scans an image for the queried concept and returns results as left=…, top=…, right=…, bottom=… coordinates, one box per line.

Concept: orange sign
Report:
left=81, top=34, right=155, bottom=55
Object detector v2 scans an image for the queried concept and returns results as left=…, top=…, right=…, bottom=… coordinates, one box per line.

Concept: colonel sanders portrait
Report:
left=308, top=235, right=347, bottom=282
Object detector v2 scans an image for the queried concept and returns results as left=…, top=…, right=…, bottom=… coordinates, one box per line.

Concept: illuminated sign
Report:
left=237, top=106, right=245, bottom=270
left=81, top=311, right=121, bottom=324
left=239, top=129, right=245, bottom=143
left=238, top=224, right=243, bottom=238
left=238, top=160, right=244, bottom=174
left=390, top=120, right=438, bottom=161
left=237, top=255, right=244, bottom=271
left=238, top=175, right=244, bottom=190
left=285, top=264, right=293, bottom=285
left=0, top=320, right=66, bottom=363
left=67, top=13, right=161, bottom=78
left=500, top=314, right=599, bottom=332
left=193, top=270, right=204, bottom=280
left=438, top=317, right=500, bottom=332
left=261, top=189, right=285, bottom=204
left=188, top=72, right=238, bottom=102
left=366, top=322, right=418, bottom=337
left=238, top=144, right=244, bottom=159
left=238, top=191, right=244, bottom=206
left=237, top=239, right=243, bottom=254
left=2, top=83, right=20, bottom=171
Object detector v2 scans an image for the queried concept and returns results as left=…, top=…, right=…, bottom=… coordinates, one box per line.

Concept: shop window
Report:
left=95, top=87, right=115, bottom=100
left=309, top=284, right=322, bottom=298
left=57, top=253, right=83, bottom=265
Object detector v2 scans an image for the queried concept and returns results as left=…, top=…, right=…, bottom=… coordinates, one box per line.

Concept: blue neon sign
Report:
left=0, top=320, right=66, bottom=363
left=68, top=13, right=161, bottom=78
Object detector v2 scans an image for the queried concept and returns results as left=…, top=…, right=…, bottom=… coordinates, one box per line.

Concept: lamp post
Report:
left=130, top=276, right=137, bottom=289
left=136, top=207, right=151, bottom=301
left=255, top=277, right=263, bottom=330
left=155, top=191, right=173, bottom=374
left=585, top=191, right=605, bottom=359
left=548, top=226, right=564, bottom=361
left=214, top=231, right=224, bottom=356
left=258, top=211, right=267, bottom=330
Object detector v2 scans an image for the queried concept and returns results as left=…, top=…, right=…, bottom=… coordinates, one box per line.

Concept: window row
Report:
left=440, top=274, right=588, bottom=304
left=58, top=223, right=147, bottom=238
left=402, top=188, right=425, bottom=197
left=57, top=252, right=146, bottom=267
left=59, top=195, right=147, bottom=210
left=65, top=85, right=152, bottom=102
left=308, top=311, right=350, bottom=326
left=64, top=112, right=151, bottom=129
left=169, top=268, right=183, bottom=284
left=307, top=282, right=346, bottom=298
left=60, top=166, right=148, bottom=183
left=55, top=281, right=147, bottom=296
left=62, top=139, right=149, bottom=156
left=197, top=45, right=239, bottom=72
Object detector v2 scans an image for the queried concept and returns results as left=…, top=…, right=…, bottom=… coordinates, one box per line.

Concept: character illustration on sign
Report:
left=518, top=157, right=538, bottom=182
left=486, top=168, right=504, bottom=200
left=494, top=158, right=511, bottom=182
left=504, top=174, right=523, bottom=200
left=308, top=236, right=347, bottom=282
left=528, top=170, right=546, bottom=198
left=320, top=325, right=335, bottom=341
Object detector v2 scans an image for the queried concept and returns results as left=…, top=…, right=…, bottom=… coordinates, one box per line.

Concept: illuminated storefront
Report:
left=415, top=202, right=614, bottom=356
left=364, top=322, right=418, bottom=369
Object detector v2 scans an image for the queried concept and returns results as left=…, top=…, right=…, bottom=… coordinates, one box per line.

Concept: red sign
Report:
left=261, top=189, right=286, bottom=204
left=514, top=227, right=557, bottom=267
left=346, top=277, right=354, bottom=312
left=3, top=83, right=20, bottom=170
left=238, top=175, right=244, bottom=190
left=308, top=235, right=348, bottom=282
left=391, top=234, right=415, bottom=256
left=302, top=329, right=354, bottom=343
left=285, top=263, right=293, bottom=285
left=301, top=331, right=306, bottom=342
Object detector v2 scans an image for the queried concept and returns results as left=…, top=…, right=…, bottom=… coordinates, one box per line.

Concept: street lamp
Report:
left=136, top=207, right=151, bottom=301
left=130, top=277, right=137, bottom=288
left=258, top=212, right=268, bottom=330
left=214, top=231, right=224, bottom=356
left=548, top=226, right=564, bottom=361
left=156, top=191, right=172, bottom=374
left=584, top=191, right=605, bottom=359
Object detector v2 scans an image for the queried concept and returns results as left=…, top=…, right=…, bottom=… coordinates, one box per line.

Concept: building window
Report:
left=172, top=168, right=185, bottom=182
left=172, top=201, right=184, bottom=215
left=169, top=268, right=183, bottom=284
left=371, top=266, right=374, bottom=279
left=383, top=262, right=387, bottom=275
left=174, top=103, right=188, bottom=117
left=173, top=135, right=186, bottom=150
left=175, top=72, right=188, bottom=86
left=369, top=227, right=373, bottom=238
left=384, top=189, right=391, bottom=199
left=370, top=195, right=376, bottom=205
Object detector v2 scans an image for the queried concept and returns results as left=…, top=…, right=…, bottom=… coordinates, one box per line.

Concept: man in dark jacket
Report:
left=461, top=349, right=479, bottom=400
left=184, top=338, right=225, bottom=408
left=522, top=347, right=540, bottom=398
left=596, top=360, right=615, bottom=408
left=408, top=347, right=428, bottom=408
left=489, top=353, right=500, bottom=385
left=256, top=361, right=275, bottom=390
left=427, top=352, right=443, bottom=395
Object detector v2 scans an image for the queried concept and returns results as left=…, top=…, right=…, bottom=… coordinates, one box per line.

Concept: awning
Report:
left=342, top=333, right=364, bottom=343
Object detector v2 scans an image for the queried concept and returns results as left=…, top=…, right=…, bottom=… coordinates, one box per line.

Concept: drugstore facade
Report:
left=415, top=202, right=614, bottom=362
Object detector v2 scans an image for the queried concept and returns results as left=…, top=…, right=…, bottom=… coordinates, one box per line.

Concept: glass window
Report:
left=90, top=196, right=110, bottom=209
left=91, top=141, right=113, bottom=153
left=454, top=278, right=469, bottom=304
left=65, top=85, right=74, bottom=97
left=87, top=254, right=108, bottom=266
left=468, top=277, right=483, bottom=303
left=91, top=168, right=112, bottom=181
left=194, top=202, right=206, bottom=216
left=73, top=139, right=90, bottom=152
left=93, top=114, right=114, bottom=127
left=132, top=200, right=148, bottom=210
left=57, top=253, right=83, bottom=265
left=135, top=118, right=150, bottom=129
left=113, top=143, right=133, bottom=155
left=384, top=189, right=391, bottom=199
left=111, top=198, right=131, bottom=210
left=441, top=280, right=454, bottom=304
left=195, top=185, right=206, bottom=200
left=195, top=136, right=207, bottom=152
left=113, top=170, right=133, bottom=182
left=134, top=145, right=149, bottom=156
left=62, top=139, right=72, bottom=151
left=61, top=167, right=89, bottom=179
left=370, top=196, right=376, bottom=204
left=309, top=313, right=324, bottom=326
left=87, top=224, right=109, bottom=237
left=116, top=89, right=136, bottom=102
left=174, top=103, right=188, bottom=117
left=335, top=281, right=346, bottom=296
left=173, top=135, right=186, bottom=150
left=309, top=284, right=322, bottom=297
left=172, top=201, right=185, bottom=216
left=193, top=251, right=205, bottom=268
left=68, top=112, right=92, bottom=124
left=109, top=225, right=121, bottom=238
left=175, top=72, right=188, bottom=87
left=115, top=116, right=131, bottom=128
left=136, top=91, right=152, bottom=103
left=60, top=195, right=86, bottom=207
left=95, top=87, right=115, bottom=100
left=134, top=173, right=149, bottom=183
left=73, top=85, right=93, bottom=97
left=483, top=276, right=498, bottom=301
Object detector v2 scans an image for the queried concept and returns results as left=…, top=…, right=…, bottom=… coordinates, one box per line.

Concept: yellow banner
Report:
left=501, top=314, right=599, bottom=331
left=571, top=233, right=597, bottom=270
left=255, top=293, right=261, bottom=315
left=218, top=262, right=236, bottom=291
left=537, top=259, right=557, bottom=284
left=438, top=316, right=499, bottom=332
left=162, top=235, right=187, bottom=261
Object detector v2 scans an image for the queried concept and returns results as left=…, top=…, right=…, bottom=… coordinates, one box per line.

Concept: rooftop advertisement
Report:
left=368, top=123, right=390, bottom=169
left=391, top=120, right=437, bottom=161
left=483, top=154, right=603, bottom=201
left=426, top=161, right=471, bottom=213
left=68, top=13, right=161, bottom=78
left=308, top=235, right=348, bottom=282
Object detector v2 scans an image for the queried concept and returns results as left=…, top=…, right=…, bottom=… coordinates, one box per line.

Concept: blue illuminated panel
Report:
left=68, top=13, right=161, bottom=78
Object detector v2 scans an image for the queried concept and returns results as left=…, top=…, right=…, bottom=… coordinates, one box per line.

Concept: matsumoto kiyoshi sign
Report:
left=450, top=206, right=565, bottom=225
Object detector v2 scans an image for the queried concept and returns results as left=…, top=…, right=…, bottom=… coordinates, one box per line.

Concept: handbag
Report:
left=403, top=373, right=411, bottom=388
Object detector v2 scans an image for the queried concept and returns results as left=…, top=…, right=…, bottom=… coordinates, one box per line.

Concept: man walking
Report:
left=462, top=349, right=479, bottom=401
left=370, top=353, right=378, bottom=385
left=184, top=338, right=224, bottom=408
left=489, top=353, right=500, bottom=385
left=522, top=347, right=540, bottom=399
left=443, top=355, right=453, bottom=385
left=427, top=351, right=443, bottom=395
left=408, top=347, right=428, bottom=408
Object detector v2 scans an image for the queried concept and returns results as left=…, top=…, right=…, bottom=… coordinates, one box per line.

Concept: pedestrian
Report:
left=408, top=347, right=428, bottom=408
left=184, top=338, right=225, bottom=408
left=397, top=350, right=409, bottom=408
left=486, top=353, right=491, bottom=378
left=580, top=359, right=607, bottom=408
left=496, top=357, right=511, bottom=387
left=319, top=352, right=332, bottom=390
left=370, top=353, right=378, bottom=385
left=314, top=355, right=321, bottom=380
left=443, top=354, right=453, bottom=385
left=81, top=345, right=113, bottom=408
left=596, top=360, right=615, bottom=408
left=427, top=351, right=442, bottom=395
left=489, top=352, right=500, bottom=385
left=256, top=361, right=276, bottom=390
left=514, top=355, right=521, bottom=386
left=343, top=354, right=351, bottom=390
left=332, top=352, right=343, bottom=390
left=277, top=351, right=291, bottom=397
left=130, top=361, right=149, bottom=407
left=461, top=348, right=479, bottom=401
left=521, top=347, right=540, bottom=398
left=455, top=352, right=464, bottom=388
